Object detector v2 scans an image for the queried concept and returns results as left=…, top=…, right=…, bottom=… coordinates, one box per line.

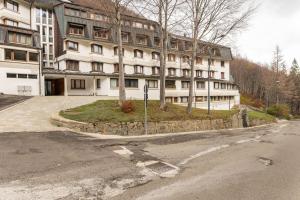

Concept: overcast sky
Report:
left=233, top=0, right=300, bottom=67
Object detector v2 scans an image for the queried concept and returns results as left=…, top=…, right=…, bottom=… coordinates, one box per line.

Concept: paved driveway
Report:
left=0, top=95, right=31, bottom=111
left=0, top=96, right=114, bottom=133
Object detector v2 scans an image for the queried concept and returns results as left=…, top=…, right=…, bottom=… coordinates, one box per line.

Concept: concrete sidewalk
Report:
left=0, top=96, right=114, bottom=133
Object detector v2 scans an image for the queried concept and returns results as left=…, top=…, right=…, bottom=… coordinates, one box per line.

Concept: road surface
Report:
left=0, top=120, right=299, bottom=200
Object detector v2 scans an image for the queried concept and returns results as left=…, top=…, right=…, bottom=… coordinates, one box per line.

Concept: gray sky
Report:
left=234, top=0, right=300, bottom=66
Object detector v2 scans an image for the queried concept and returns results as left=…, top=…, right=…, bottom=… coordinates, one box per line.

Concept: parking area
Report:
left=0, top=95, right=31, bottom=111
left=0, top=96, right=115, bottom=133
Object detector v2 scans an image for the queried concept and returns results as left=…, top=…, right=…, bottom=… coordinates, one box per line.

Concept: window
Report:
left=168, top=68, right=176, bottom=76
left=196, top=97, right=204, bottom=102
left=36, top=8, right=41, bottom=23
left=166, top=80, right=176, bottom=89
left=181, top=81, right=190, bottom=89
left=4, top=19, right=18, bottom=27
left=42, top=9, right=47, bottom=24
left=197, top=81, right=205, bottom=89
left=5, top=0, right=18, bottom=12
left=214, top=82, right=220, bottom=89
left=29, top=52, right=38, bottom=62
left=114, top=63, right=119, bottom=73
left=110, top=78, right=119, bottom=88
left=166, top=97, right=172, bottom=103
left=182, top=55, right=189, bottom=63
left=94, top=27, right=109, bottom=39
left=28, top=74, right=38, bottom=79
left=125, top=79, right=138, bottom=88
left=114, top=47, right=124, bottom=56
left=68, top=24, right=84, bottom=36
left=134, top=65, right=144, bottom=74
left=196, top=57, right=203, bottom=64
left=122, top=20, right=131, bottom=26
left=36, top=25, right=40, bottom=33
left=49, top=27, right=53, bottom=43
left=152, top=52, right=160, bottom=60
left=209, top=71, right=215, bottom=78
left=91, top=44, right=103, bottom=54
left=182, top=69, right=190, bottom=77
left=153, top=37, right=160, bottom=47
left=67, top=41, right=78, bottom=51
left=5, top=49, right=13, bottom=60
left=181, top=97, right=188, bottom=103
left=147, top=80, right=158, bottom=88
left=208, top=59, right=215, bottom=66
left=196, top=70, right=203, bottom=77
left=185, top=42, right=192, bottom=50
left=122, top=32, right=129, bottom=42
left=92, top=62, right=103, bottom=72
left=95, top=14, right=109, bottom=22
left=71, top=79, right=85, bottom=89
left=132, top=22, right=143, bottom=28
left=42, top=26, right=46, bottom=42
left=221, top=60, right=225, bottom=67
left=5, top=49, right=27, bottom=61
left=8, top=32, right=32, bottom=45
left=168, top=54, right=176, bottom=62
left=221, top=72, right=225, bottom=79
left=221, top=83, right=226, bottom=89
left=134, top=49, right=143, bottom=58
left=66, top=60, right=79, bottom=71
left=18, top=74, right=27, bottom=79
left=96, top=79, right=101, bottom=88
left=136, top=35, right=147, bottom=45
left=152, top=67, right=160, bottom=75
left=7, top=73, right=16, bottom=78
left=48, top=10, right=53, bottom=24
left=170, top=40, right=178, bottom=49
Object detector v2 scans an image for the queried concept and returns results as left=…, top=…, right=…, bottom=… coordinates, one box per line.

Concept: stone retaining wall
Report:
left=51, top=112, right=251, bottom=136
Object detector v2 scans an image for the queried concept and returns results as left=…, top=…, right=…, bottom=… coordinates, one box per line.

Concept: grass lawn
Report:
left=248, top=111, right=276, bottom=123
left=60, top=100, right=238, bottom=123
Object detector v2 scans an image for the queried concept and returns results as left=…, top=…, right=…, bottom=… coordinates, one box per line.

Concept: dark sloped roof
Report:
left=69, top=0, right=145, bottom=19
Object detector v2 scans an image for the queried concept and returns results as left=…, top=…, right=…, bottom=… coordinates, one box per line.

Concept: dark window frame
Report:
left=71, top=79, right=85, bottom=89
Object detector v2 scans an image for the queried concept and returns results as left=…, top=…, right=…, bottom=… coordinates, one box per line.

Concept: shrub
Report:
left=267, top=104, right=290, bottom=119
left=121, top=101, right=135, bottom=113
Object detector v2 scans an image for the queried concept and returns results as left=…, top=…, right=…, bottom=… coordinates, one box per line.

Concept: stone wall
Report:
left=51, top=112, right=248, bottom=136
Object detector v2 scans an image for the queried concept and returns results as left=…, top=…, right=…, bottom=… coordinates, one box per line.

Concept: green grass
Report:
left=60, top=100, right=238, bottom=123
left=248, top=111, right=276, bottom=123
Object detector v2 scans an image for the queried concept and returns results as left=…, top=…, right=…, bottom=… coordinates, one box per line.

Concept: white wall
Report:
left=0, top=45, right=40, bottom=95
left=0, top=0, right=31, bottom=29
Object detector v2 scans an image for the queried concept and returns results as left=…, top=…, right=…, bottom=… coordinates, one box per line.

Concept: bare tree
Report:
left=183, top=0, right=256, bottom=114
left=132, top=0, right=185, bottom=109
left=102, top=0, right=135, bottom=104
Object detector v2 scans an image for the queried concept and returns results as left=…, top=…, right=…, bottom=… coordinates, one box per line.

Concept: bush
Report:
left=267, top=104, right=290, bottom=119
left=121, top=101, right=136, bottom=113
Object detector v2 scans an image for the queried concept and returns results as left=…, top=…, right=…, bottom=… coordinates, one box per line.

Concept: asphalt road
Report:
left=0, top=120, right=299, bottom=200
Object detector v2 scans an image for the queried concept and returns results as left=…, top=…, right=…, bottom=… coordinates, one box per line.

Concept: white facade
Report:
left=0, top=0, right=41, bottom=96
left=0, top=0, right=31, bottom=29
left=0, top=45, right=40, bottom=95
left=0, top=0, right=240, bottom=110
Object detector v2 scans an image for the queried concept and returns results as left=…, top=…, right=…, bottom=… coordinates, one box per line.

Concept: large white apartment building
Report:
left=0, top=0, right=240, bottom=109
